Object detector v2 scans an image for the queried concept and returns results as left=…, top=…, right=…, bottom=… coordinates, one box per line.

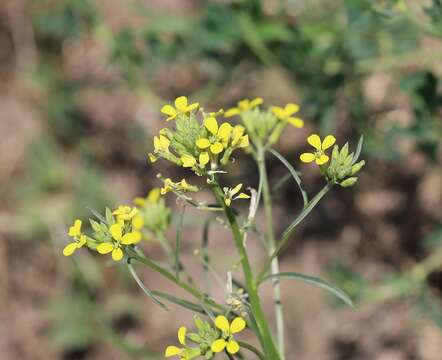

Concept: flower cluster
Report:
left=149, top=96, right=249, bottom=176
left=165, top=316, right=246, bottom=359
left=224, top=98, right=305, bottom=147
left=62, top=188, right=170, bottom=261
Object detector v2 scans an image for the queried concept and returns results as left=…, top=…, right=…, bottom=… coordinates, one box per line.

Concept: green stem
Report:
left=211, top=183, right=281, bottom=360
left=258, top=183, right=332, bottom=282
left=237, top=341, right=266, bottom=360
left=257, top=149, right=285, bottom=359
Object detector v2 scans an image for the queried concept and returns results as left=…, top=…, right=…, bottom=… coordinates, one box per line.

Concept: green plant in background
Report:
left=64, top=96, right=364, bottom=359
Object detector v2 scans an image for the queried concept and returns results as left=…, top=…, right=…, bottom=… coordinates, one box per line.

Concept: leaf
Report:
left=88, top=207, right=106, bottom=223
left=149, top=290, right=207, bottom=315
left=261, top=272, right=354, bottom=307
left=127, top=262, right=168, bottom=311
left=269, top=148, right=308, bottom=207
left=352, top=135, right=364, bottom=165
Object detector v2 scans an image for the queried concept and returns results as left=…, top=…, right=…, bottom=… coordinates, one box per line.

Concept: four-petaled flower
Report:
left=225, top=98, right=263, bottom=117
left=165, top=326, right=194, bottom=359
left=223, top=184, right=250, bottom=207
left=271, top=103, right=304, bottom=128
left=96, top=223, right=141, bottom=261
left=211, top=316, right=246, bottom=355
left=300, top=134, right=336, bottom=165
left=63, top=219, right=87, bottom=256
left=112, top=206, right=139, bottom=223
left=161, top=96, right=199, bottom=121
left=153, top=134, right=170, bottom=153
left=196, top=116, right=232, bottom=155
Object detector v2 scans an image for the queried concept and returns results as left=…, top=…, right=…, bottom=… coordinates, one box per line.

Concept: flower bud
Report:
left=340, top=177, right=358, bottom=187
left=351, top=160, right=365, bottom=175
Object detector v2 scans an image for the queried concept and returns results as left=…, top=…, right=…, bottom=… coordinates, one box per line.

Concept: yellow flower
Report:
left=161, top=96, right=199, bottom=121
left=96, top=223, right=141, bottom=261
left=134, top=188, right=161, bottom=207
left=63, top=219, right=87, bottom=256
left=271, top=103, right=304, bottom=128
left=230, top=125, right=249, bottom=148
left=196, top=116, right=232, bottom=155
left=211, top=316, right=246, bottom=354
left=223, top=184, right=250, bottom=207
left=300, top=134, right=336, bottom=165
left=153, top=134, right=170, bottom=152
left=224, top=98, right=263, bottom=117
left=160, top=178, right=199, bottom=195
left=180, top=153, right=209, bottom=169
left=112, top=206, right=139, bottom=223
left=165, top=326, right=189, bottom=359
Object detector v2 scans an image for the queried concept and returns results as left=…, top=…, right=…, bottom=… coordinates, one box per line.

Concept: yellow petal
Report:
left=178, top=326, right=187, bottom=345
left=214, top=315, right=230, bottom=332
left=217, top=122, right=232, bottom=139
left=235, top=193, right=250, bottom=200
left=121, top=232, right=141, bottom=245
left=63, top=242, right=78, bottom=256
left=199, top=152, right=210, bottom=166
left=77, top=235, right=87, bottom=247
left=68, top=219, right=82, bottom=237
left=224, top=108, right=240, bottom=118
left=250, top=97, right=263, bottom=108
left=210, top=142, right=223, bottom=154
left=211, top=339, right=227, bottom=353
left=225, top=198, right=232, bottom=207
left=97, top=242, right=114, bottom=254
left=165, top=346, right=181, bottom=357
left=153, top=136, right=161, bottom=151
left=160, top=104, right=177, bottom=117
left=271, top=106, right=286, bottom=119
left=109, top=223, right=122, bottom=241
left=132, top=215, right=144, bottom=230
left=307, top=134, right=322, bottom=150
left=231, top=183, right=243, bottom=196
left=300, top=152, right=316, bottom=163
left=181, top=154, right=197, bottom=167
left=226, top=340, right=240, bottom=354
left=174, top=96, right=188, bottom=112
left=285, top=103, right=299, bottom=115
left=112, top=247, right=124, bottom=261
left=204, top=116, right=218, bottom=135
left=287, top=117, right=304, bottom=128
left=159, top=135, right=170, bottom=150
left=230, top=317, right=246, bottom=334
left=147, top=188, right=161, bottom=203
left=196, top=138, right=211, bottom=149
left=148, top=153, right=157, bottom=163
left=186, top=102, right=199, bottom=112
left=321, top=135, right=336, bottom=150
left=238, top=99, right=250, bottom=110
left=315, top=154, right=329, bottom=165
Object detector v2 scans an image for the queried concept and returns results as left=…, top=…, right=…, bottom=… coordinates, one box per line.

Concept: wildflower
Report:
left=161, top=96, right=199, bottom=121
left=160, top=178, right=199, bottom=195
left=300, top=134, right=336, bottom=165
left=230, top=125, right=249, bottom=148
left=223, top=184, right=250, bottom=206
left=63, top=219, right=86, bottom=256
left=112, top=206, right=138, bottom=223
left=211, top=316, right=246, bottom=355
left=225, top=98, right=263, bottom=117
left=196, top=116, right=232, bottom=155
left=153, top=134, right=170, bottom=152
left=96, top=223, right=141, bottom=261
left=271, top=103, right=304, bottom=128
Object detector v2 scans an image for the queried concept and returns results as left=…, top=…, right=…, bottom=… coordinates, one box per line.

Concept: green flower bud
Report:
left=187, top=333, right=202, bottom=343
left=340, top=177, right=358, bottom=187
left=351, top=160, right=365, bottom=175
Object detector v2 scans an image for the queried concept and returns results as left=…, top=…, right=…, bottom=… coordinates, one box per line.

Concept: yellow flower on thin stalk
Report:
left=96, top=223, right=141, bottom=261
left=300, top=134, right=336, bottom=165
left=271, top=103, right=304, bottom=128
left=63, top=219, right=87, bottom=256
left=161, top=96, right=199, bottom=121
left=196, top=116, right=232, bottom=155
left=112, top=206, right=139, bottom=223
left=223, top=184, right=250, bottom=207
left=224, top=98, right=263, bottom=117
left=165, top=326, right=199, bottom=359
left=211, top=315, right=246, bottom=355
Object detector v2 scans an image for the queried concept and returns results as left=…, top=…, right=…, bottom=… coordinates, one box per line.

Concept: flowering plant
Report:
left=63, top=96, right=364, bottom=359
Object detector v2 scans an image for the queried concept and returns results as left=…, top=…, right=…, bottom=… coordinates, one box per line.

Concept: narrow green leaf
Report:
left=175, top=205, right=185, bottom=279
left=261, top=272, right=354, bottom=307
left=88, top=207, right=106, bottom=223
left=202, top=216, right=212, bottom=294
left=269, top=148, right=308, bottom=207
left=149, top=290, right=207, bottom=315
left=127, top=261, right=168, bottom=310
left=352, top=135, right=364, bottom=165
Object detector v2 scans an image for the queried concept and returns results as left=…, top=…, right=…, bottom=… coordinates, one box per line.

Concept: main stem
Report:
left=212, top=184, right=281, bottom=360
left=257, top=149, right=285, bottom=359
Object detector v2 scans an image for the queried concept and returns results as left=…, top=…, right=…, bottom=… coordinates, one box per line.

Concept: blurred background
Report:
left=1, top=0, right=441, bottom=359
